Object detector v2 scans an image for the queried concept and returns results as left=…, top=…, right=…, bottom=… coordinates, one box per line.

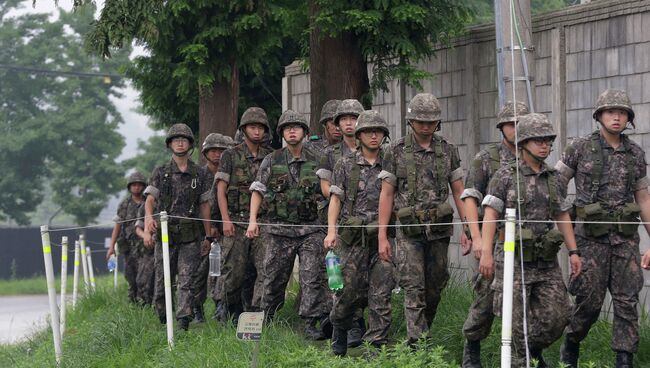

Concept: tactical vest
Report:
left=159, top=160, right=200, bottom=216
left=487, top=143, right=501, bottom=177
left=266, top=149, right=321, bottom=223
left=227, top=145, right=270, bottom=219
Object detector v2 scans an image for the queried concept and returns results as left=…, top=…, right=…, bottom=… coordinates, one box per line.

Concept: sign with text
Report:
left=236, top=312, right=264, bottom=341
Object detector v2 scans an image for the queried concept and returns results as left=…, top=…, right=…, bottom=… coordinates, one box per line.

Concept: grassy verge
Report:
left=1, top=275, right=648, bottom=367
left=0, top=275, right=114, bottom=296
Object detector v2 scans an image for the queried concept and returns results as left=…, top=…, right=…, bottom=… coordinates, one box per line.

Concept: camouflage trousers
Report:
left=123, top=250, right=139, bottom=303
left=492, top=251, right=571, bottom=368
left=261, top=231, right=329, bottom=319
left=191, top=254, right=210, bottom=309
left=330, top=236, right=395, bottom=346
left=395, top=232, right=450, bottom=343
left=565, top=237, right=644, bottom=353
left=136, top=248, right=155, bottom=306
left=463, top=261, right=496, bottom=342
left=153, top=238, right=201, bottom=320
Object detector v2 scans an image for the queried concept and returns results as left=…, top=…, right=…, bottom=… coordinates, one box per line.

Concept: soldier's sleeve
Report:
left=378, top=148, right=397, bottom=187
left=482, top=168, right=509, bottom=215
left=447, top=144, right=464, bottom=184
left=112, top=198, right=128, bottom=222
left=199, top=167, right=214, bottom=203
left=554, top=141, right=578, bottom=189
left=461, top=152, right=489, bottom=202
left=135, top=204, right=145, bottom=229
left=329, top=159, right=347, bottom=199
left=144, top=166, right=162, bottom=200
left=633, top=147, right=650, bottom=191
left=215, top=149, right=233, bottom=184
left=249, top=154, right=272, bottom=194
left=316, top=150, right=334, bottom=182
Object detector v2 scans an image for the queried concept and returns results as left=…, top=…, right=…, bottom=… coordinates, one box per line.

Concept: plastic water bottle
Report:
left=107, top=255, right=117, bottom=272
left=209, top=240, right=221, bottom=277
left=325, top=250, right=344, bottom=290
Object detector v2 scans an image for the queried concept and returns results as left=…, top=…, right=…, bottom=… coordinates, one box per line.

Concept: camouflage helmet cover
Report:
left=406, top=93, right=442, bottom=122
left=165, top=123, right=194, bottom=145
left=355, top=110, right=390, bottom=137
left=127, top=172, right=147, bottom=188
left=319, top=99, right=341, bottom=125
left=496, top=101, right=530, bottom=128
left=516, top=113, right=556, bottom=145
left=239, top=107, right=270, bottom=131
left=277, top=109, right=309, bottom=136
left=202, top=133, right=234, bottom=153
left=593, top=89, right=635, bottom=124
left=334, top=99, right=364, bottom=124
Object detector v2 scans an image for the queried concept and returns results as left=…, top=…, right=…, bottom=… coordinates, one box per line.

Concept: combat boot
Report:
left=320, top=314, right=333, bottom=339
left=331, top=327, right=348, bottom=356
left=559, top=339, right=580, bottom=368
left=530, top=349, right=547, bottom=368
left=212, top=301, right=228, bottom=322
left=158, top=313, right=167, bottom=325
left=192, top=305, right=205, bottom=323
left=304, top=317, right=324, bottom=340
left=462, top=339, right=482, bottom=368
left=347, top=317, right=366, bottom=348
left=178, top=316, right=190, bottom=331
left=615, top=351, right=634, bottom=368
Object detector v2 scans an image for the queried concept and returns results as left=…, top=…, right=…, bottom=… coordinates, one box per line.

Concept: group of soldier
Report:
left=106, top=88, right=650, bottom=368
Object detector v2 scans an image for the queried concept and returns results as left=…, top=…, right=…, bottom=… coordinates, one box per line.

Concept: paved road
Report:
left=0, top=295, right=50, bottom=344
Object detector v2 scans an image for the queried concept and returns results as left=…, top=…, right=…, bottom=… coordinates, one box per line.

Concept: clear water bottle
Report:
left=209, top=240, right=221, bottom=277
left=325, top=250, right=344, bottom=290
left=107, top=255, right=117, bottom=272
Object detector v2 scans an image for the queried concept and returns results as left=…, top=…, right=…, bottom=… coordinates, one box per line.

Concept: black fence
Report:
left=0, top=227, right=112, bottom=279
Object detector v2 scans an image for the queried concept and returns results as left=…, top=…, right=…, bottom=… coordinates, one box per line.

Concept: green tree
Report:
left=466, top=0, right=573, bottom=24
left=0, top=2, right=129, bottom=225
left=122, top=134, right=169, bottom=179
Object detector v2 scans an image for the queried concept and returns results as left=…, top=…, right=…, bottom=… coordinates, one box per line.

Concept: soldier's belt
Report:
left=395, top=202, right=454, bottom=240
left=167, top=219, right=201, bottom=244
left=576, top=202, right=640, bottom=237
left=498, top=227, right=563, bottom=262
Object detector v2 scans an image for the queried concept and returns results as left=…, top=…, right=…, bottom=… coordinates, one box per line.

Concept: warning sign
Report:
left=236, top=312, right=264, bottom=341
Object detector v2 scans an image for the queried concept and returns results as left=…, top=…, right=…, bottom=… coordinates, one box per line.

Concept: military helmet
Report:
left=126, top=172, right=147, bottom=188
left=320, top=99, right=341, bottom=125
left=239, top=107, right=270, bottom=131
left=405, top=93, right=442, bottom=122
left=355, top=110, right=390, bottom=138
left=334, top=99, right=364, bottom=125
left=202, top=133, right=233, bottom=154
left=234, top=130, right=244, bottom=144
left=277, top=109, right=309, bottom=136
left=496, top=101, right=530, bottom=128
left=516, top=113, right=556, bottom=145
left=593, top=89, right=635, bottom=124
left=165, top=123, right=194, bottom=146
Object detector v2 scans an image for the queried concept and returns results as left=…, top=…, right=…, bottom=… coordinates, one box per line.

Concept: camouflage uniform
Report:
left=378, top=94, right=464, bottom=343
left=483, top=113, right=572, bottom=367
left=135, top=204, right=155, bottom=305
left=555, top=90, right=649, bottom=356
left=305, top=99, right=341, bottom=157
left=114, top=195, right=144, bottom=303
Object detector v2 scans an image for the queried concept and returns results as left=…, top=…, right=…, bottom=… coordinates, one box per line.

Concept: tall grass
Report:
left=0, top=275, right=114, bottom=296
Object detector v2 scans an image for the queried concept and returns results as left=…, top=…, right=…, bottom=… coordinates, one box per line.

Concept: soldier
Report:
left=190, top=133, right=233, bottom=322
left=377, top=93, right=469, bottom=345
left=143, top=123, right=214, bottom=331
left=479, top=113, right=581, bottom=367
left=556, top=89, right=650, bottom=368
left=324, top=110, right=395, bottom=356
left=214, top=107, right=274, bottom=322
left=246, top=110, right=330, bottom=340
left=135, top=202, right=155, bottom=306
left=107, top=171, right=147, bottom=304
left=305, top=99, right=342, bottom=156
left=460, top=101, right=529, bottom=367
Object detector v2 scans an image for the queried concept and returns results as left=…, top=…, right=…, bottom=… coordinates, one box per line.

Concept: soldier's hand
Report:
left=223, top=220, right=235, bottom=237
left=143, top=232, right=154, bottom=249
left=201, top=239, right=211, bottom=257
left=472, top=237, right=483, bottom=260
left=379, top=238, right=392, bottom=262
left=245, top=221, right=259, bottom=239
left=642, top=250, right=650, bottom=269
left=479, top=252, right=494, bottom=279
left=106, top=247, right=115, bottom=260
left=569, top=254, right=582, bottom=277
left=460, top=232, right=472, bottom=256
left=144, top=216, right=157, bottom=234
left=323, top=233, right=337, bottom=249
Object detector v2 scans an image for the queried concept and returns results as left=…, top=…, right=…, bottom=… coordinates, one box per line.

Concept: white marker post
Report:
left=40, top=226, right=62, bottom=365
left=160, top=211, right=174, bottom=348
left=86, top=246, right=97, bottom=292
left=60, top=236, right=68, bottom=337
left=72, top=240, right=80, bottom=309
left=501, top=208, right=516, bottom=368
left=79, top=235, right=90, bottom=292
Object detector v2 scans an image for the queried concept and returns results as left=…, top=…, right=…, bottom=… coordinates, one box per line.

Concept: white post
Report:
left=501, top=208, right=516, bottom=368
left=86, top=246, right=97, bottom=292
left=72, top=240, right=80, bottom=309
left=60, top=236, right=68, bottom=337
left=160, top=211, right=174, bottom=348
left=79, top=235, right=90, bottom=292
left=40, top=226, right=62, bottom=364
left=114, top=248, right=119, bottom=290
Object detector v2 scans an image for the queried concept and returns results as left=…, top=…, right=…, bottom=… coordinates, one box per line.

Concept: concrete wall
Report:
left=283, top=0, right=650, bottom=310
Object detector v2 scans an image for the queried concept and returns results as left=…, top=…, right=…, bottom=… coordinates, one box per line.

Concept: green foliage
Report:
left=466, top=0, right=574, bottom=24
left=122, top=134, right=169, bottom=179
left=0, top=3, right=129, bottom=225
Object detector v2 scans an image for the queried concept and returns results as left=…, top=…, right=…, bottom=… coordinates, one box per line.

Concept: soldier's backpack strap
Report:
left=160, top=160, right=174, bottom=213
left=346, top=160, right=361, bottom=216
left=513, top=163, right=527, bottom=217
left=433, top=135, right=449, bottom=198
left=589, top=131, right=603, bottom=203
left=487, top=143, right=501, bottom=176
left=547, top=171, right=558, bottom=217
left=622, top=136, right=637, bottom=194
left=187, top=161, right=200, bottom=216
left=333, top=143, right=342, bottom=164
left=404, top=134, right=417, bottom=207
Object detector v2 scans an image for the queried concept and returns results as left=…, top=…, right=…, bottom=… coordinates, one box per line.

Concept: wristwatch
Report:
left=568, top=249, right=580, bottom=257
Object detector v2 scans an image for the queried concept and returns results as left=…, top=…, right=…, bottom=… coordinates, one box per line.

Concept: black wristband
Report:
left=568, top=249, right=580, bottom=257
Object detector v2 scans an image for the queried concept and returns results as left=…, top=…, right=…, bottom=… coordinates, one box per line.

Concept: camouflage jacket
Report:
left=114, top=195, right=143, bottom=242
left=316, top=141, right=355, bottom=183
left=462, top=142, right=516, bottom=204
left=304, top=135, right=331, bottom=158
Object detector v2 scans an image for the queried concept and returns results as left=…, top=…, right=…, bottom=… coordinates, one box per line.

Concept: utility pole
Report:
left=495, top=0, right=536, bottom=111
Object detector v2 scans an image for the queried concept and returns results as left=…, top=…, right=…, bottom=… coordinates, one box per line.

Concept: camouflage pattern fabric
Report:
left=319, top=99, right=341, bottom=124
left=496, top=100, right=529, bottom=128
left=191, top=254, right=210, bottom=309
left=316, top=142, right=355, bottom=183
left=515, top=113, right=556, bottom=145
left=461, top=142, right=516, bottom=206
left=593, top=88, right=635, bottom=122
left=305, top=136, right=330, bottom=158
left=136, top=248, right=155, bottom=306
left=405, top=93, right=441, bottom=122
left=364, top=251, right=395, bottom=346
left=462, top=272, right=495, bottom=342
left=334, top=99, right=364, bottom=124
left=114, top=196, right=144, bottom=253
left=123, top=252, right=139, bottom=303
left=240, top=107, right=270, bottom=130
left=165, top=123, right=194, bottom=145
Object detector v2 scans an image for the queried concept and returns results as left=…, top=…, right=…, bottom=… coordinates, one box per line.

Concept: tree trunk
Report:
left=198, top=62, right=239, bottom=158
left=309, top=1, right=369, bottom=134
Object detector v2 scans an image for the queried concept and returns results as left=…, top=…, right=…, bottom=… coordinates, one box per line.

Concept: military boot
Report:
left=462, top=340, right=482, bottom=368
left=331, top=327, right=348, bottom=357
left=212, top=301, right=228, bottom=322
left=615, top=351, right=634, bottom=368
left=320, top=314, right=333, bottom=339
left=304, top=318, right=324, bottom=340
left=347, top=318, right=366, bottom=348
left=158, top=313, right=167, bottom=325
left=192, top=305, right=205, bottom=323
left=178, top=316, right=191, bottom=331
left=559, top=339, right=580, bottom=368
left=530, top=349, right=547, bottom=368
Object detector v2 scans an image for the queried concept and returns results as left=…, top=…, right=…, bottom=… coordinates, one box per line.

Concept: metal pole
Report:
left=72, top=240, right=80, bottom=309
left=60, top=236, right=68, bottom=337
left=86, top=246, right=97, bottom=292
left=501, top=208, right=516, bottom=368
left=79, top=235, right=90, bottom=292
left=40, top=226, right=62, bottom=365
left=160, top=211, right=174, bottom=348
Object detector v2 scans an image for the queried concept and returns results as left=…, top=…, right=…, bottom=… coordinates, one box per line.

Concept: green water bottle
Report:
left=325, top=250, right=344, bottom=290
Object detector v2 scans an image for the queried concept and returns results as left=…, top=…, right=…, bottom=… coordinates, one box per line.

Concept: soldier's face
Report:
left=129, top=183, right=145, bottom=195
left=501, top=122, right=516, bottom=143
left=524, top=137, right=553, bottom=158
left=325, top=120, right=342, bottom=140
left=358, top=129, right=385, bottom=150
left=599, top=109, right=629, bottom=133
left=244, top=123, right=266, bottom=142
left=282, top=124, right=305, bottom=145
left=204, top=148, right=224, bottom=164
left=338, top=115, right=357, bottom=136
left=170, top=137, right=190, bottom=154
left=410, top=120, right=437, bottom=137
